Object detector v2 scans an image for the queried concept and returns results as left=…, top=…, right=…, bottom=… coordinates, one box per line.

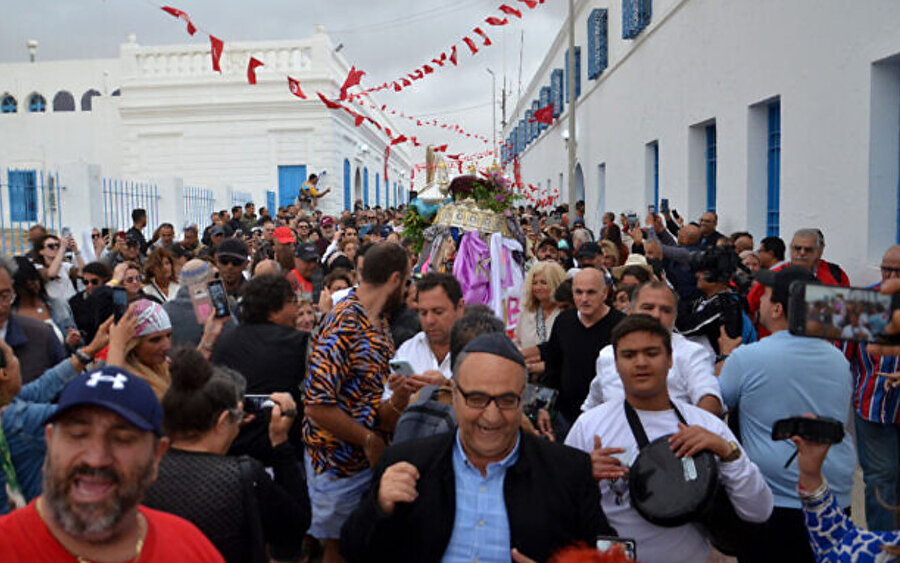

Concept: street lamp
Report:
left=26, top=40, right=38, bottom=63
left=486, top=68, right=497, bottom=163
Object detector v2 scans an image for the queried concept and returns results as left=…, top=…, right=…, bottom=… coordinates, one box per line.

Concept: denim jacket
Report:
left=0, top=357, right=79, bottom=514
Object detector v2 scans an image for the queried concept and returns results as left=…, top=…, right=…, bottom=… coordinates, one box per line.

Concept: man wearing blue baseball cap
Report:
left=0, top=366, right=224, bottom=561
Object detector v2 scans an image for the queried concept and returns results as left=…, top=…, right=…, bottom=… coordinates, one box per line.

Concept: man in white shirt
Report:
left=565, top=315, right=773, bottom=563
left=386, top=273, right=464, bottom=400
left=582, top=281, right=722, bottom=415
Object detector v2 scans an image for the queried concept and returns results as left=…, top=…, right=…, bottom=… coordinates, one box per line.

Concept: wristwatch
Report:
left=73, top=348, right=94, bottom=366
left=721, top=441, right=741, bottom=463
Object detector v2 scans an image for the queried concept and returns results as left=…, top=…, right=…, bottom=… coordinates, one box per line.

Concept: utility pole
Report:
left=486, top=68, right=497, bottom=162
left=566, top=0, right=577, bottom=225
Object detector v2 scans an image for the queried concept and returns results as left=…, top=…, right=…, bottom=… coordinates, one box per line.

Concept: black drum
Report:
left=628, top=435, right=719, bottom=528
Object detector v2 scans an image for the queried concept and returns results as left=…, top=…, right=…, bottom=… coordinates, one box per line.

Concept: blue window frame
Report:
left=706, top=124, right=717, bottom=212
left=623, top=0, right=652, bottom=39
left=266, top=190, right=276, bottom=215
left=767, top=101, right=781, bottom=237
left=652, top=142, right=659, bottom=210
left=28, top=94, right=46, bottom=113
left=1, top=95, right=17, bottom=113
left=375, top=173, right=381, bottom=206
left=551, top=69, right=564, bottom=117
left=539, top=86, right=551, bottom=130
left=524, top=110, right=534, bottom=147
left=565, top=47, right=582, bottom=103
left=518, top=120, right=526, bottom=154
left=587, top=8, right=609, bottom=80
left=8, top=170, right=38, bottom=222
left=531, top=100, right=540, bottom=140
left=343, top=158, right=351, bottom=211
left=363, top=168, right=369, bottom=207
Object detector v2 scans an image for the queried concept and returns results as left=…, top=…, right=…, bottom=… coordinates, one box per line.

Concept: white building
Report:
left=502, top=0, right=900, bottom=285
left=0, top=26, right=412, bottom=251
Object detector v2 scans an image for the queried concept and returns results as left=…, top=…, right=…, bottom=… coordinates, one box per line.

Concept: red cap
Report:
left=320, top=216, right=335, bottom=228
left=273, top=226, right=296, bottom=244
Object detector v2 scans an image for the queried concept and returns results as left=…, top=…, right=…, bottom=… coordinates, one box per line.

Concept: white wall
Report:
left=505, top=0, right=900, bottom=285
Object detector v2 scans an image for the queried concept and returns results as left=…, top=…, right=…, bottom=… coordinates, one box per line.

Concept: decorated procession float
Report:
left=403, top=146, right=527, bottom=333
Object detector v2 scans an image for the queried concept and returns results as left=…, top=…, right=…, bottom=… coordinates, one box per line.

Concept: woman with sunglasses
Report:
left=142, top=347, right=310, bottom=563
left=142, top=248, right=180, bottom=303
left=36, top=234, right=84, bottom=303
left=11, top=257, right=80, bottom=350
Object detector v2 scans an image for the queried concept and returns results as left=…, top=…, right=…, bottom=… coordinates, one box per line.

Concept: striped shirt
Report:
left=303, top=290, right=394, bottom=477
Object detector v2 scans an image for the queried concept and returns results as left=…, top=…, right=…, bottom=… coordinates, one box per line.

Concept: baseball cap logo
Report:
left=86, top=372, right=129, bottom=390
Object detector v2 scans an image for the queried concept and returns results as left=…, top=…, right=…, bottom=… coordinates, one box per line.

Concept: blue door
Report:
left=277, top=165, right=306, bottom=209
left=363, top=168, right=369, bottom=208
left=343, top=159, right=351, bottom=211
left=266, top=190, right=276, bottom=214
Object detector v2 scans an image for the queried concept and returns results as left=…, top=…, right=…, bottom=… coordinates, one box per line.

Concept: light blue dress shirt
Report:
left=719, top=330, right=856, bottom=509
left=442, top=431, right=520, bottom=563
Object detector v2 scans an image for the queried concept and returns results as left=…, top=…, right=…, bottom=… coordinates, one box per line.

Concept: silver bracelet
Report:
left=797, top=478, right=829, bottom=503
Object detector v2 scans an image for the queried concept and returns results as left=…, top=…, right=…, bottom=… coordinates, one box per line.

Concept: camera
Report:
left=689, top=246, right=740, bottom=283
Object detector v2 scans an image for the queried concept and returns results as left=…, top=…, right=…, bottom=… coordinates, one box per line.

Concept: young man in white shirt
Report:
left=582, top=280, right=722, bottom=415
left=386, top=273, right=465, bottom=402
left=565, top=315, right=773, bottom=563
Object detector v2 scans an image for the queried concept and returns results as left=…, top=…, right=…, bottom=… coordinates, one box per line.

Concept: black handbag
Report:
left=623, top=401, right=761, bottom=556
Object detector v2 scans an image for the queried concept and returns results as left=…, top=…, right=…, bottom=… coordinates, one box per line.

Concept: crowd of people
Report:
left=1, top=189, right=899, bottom=563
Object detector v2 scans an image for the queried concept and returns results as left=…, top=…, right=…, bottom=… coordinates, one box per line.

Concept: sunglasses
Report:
left=217, top=256, right=246, bottom=267
left=84, top=277, right=103, bottom=286
left=124, top=276, right=140, bottom=284
left=91, top=233, right=101, bottom=239
left=45, top=243, right=60, bottom=250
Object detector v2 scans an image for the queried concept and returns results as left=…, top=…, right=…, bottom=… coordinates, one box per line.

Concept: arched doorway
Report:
left=354, top=168, right=362, bottom=210
left=343, top=159, right=351, bottom=211
left=574, top=163, right=585, bottom=204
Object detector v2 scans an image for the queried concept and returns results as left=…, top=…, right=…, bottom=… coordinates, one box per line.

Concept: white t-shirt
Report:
left=565, top=400, right=773, bottom=563
left=582, top=333, right=721, bottom=411
left=383, top=331, right=451, bottom=400
left=42, top=261, right=77, bottom=303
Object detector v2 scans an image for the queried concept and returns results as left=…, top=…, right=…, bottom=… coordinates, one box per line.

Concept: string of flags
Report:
left=158, top=3, right=503, bottom=170
left=349, top=0, right=547, bottom=97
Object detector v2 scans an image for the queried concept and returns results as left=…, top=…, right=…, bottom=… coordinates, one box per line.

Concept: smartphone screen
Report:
left=660, top=198, right=669, bottom=213
left=189, top=284, right=213, bottom=324
left=596, top=536, right=636, bottom=560
left=389, top=359, right=415, bottom=376
left=207, top=280, right=231, bottom=318
left=112, top=287, right=129, bottom=322
left=789, top=282, right=893, bottom=343
left=243, top=394, right=275, bottom=413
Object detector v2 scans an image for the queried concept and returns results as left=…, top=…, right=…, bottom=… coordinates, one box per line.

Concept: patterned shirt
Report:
left=803, top=487, right=900, bottom=561
left=303, top=290, right=394, bottom=477
left=844, top=283, right=900, bottom=424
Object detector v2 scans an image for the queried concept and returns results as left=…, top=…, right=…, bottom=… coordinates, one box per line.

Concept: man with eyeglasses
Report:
left=341, top=332, right=614, bottom=562
left=746, top=228, right=850, bottom=338
left=213, top=238, right=249, bottom=301
left=842, top=244, right=900, bottom=531
left=68, top=262, right=112, bottom=344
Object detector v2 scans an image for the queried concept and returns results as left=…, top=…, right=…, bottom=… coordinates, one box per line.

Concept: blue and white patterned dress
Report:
left=804, top=487, right=900, bottom=562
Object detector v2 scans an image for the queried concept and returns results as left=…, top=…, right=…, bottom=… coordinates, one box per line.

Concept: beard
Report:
left=42, top=455, right=155, bottom=542
left=384, top=282, right=406, bottom=318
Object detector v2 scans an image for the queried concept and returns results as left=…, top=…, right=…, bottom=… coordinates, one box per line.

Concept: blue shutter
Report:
left=8, top=170, right=38, bottom=222
left=375, top=173, right=381, bottom=206
left=623, top=0, right=652, bottom=39
left=565, top=47, right=582, bottom=102
left=1, top=95, right=16, bottom=114
left=266, top=190, right=276, bottom=214
left=551, top=69, right=564, bottom=117
left=343, top=158, right=351, bottom=211
left=767, top=102, right=781, bottom=237
left=531, top=101, right=540, bottom=140
left=653, top=143, right=660, bottom=210
left=587, top=9, right=609, bottom=80
left=363, top=168, right=369, bottom=207
left=524, top=110, right=533, bottom=146
left=706, top=125, right=717, bottom=212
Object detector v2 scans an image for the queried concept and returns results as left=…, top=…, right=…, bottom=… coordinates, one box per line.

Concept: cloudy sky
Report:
left=0, top=0, right=568, bottom=158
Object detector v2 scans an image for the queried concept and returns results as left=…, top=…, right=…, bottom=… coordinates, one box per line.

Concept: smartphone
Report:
left=596, top=536, right=636, bottom=560
left=389, top=359, right=415, bottom=376
left=112, top=287, right=129, bottom=322
left=101, top=227, right=110, bottom=239
left=647, top=204, right=656, bottom=215
left=189, top=283, right=213, bottom=324
left=626, top=213, right=638, bottom=229
left=771, top=416, right=845, bottom=444
left=788, top=281, right=897, bottom=344
left=671, top=209, right=680, bottom=220
left=207, top=279, right=231, bottom=318
left=61, top=226, right=71, bottom=238
left=660, top=198, right=669, bottom=213
left=243, top=394, right=275, bottom=413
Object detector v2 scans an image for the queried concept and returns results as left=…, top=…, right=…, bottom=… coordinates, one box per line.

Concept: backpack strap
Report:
left=623, top=400, right=687, bottom=449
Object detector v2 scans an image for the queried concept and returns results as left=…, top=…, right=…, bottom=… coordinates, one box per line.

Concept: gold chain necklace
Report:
left=36, top=497, right=146, bottom=562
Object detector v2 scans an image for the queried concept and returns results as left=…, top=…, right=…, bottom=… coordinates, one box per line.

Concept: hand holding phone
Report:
left=112, top=287, right=129, bottom=322
left=389, top=359, right=415, bottom=376
left=772, top=416, right=844, bottom=444
left=207, top=280, right=231, bottom=318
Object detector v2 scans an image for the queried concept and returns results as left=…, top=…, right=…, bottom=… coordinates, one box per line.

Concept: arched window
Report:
left=81, top=89, right=101, bottom=111
left=1, top=94, right=16, bottom=114
left=28, top=93, right=46, bottom=113
left=52, top=91, right=75, bottom=112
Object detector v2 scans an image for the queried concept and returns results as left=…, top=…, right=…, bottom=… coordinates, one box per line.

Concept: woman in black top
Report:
left=143, top=348, right=310, bottom=563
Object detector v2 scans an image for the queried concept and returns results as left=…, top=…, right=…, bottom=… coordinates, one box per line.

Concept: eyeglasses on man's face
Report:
left=454, top=380, right=521, bottom=410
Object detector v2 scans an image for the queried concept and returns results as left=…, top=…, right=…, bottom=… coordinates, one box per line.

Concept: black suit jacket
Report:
left=340, top=431, right=614, bottom=563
